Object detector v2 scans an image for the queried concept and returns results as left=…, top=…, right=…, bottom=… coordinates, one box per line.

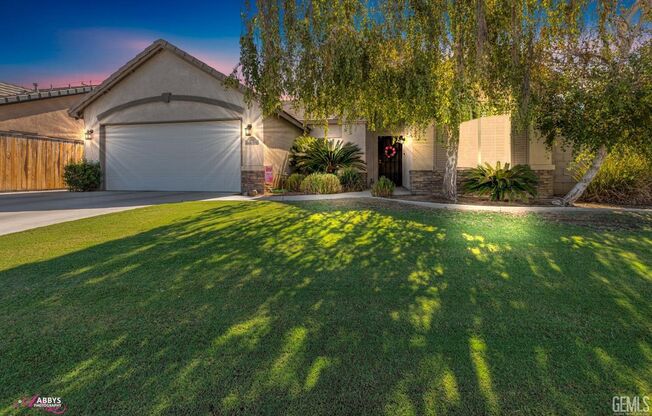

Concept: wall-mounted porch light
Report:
left=244, top=124, right=253, bottom=137
left=84, top=129, right=94, bottom=140
left=395, top=136, right=405, bottom=144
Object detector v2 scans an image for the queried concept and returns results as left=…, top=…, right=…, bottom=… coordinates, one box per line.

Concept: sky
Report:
left=0, top=0, right=244, bottom=88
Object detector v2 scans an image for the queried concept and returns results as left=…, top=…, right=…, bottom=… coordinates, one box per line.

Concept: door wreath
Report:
left=384, top=145, right=397, bottom=159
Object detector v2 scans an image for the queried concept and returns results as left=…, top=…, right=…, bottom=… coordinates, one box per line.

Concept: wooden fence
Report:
left=0, top=132, right=84, bottom=191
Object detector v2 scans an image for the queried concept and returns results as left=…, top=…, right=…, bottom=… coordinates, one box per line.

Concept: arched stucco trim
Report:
left=96, top=93, right=245, bottom=120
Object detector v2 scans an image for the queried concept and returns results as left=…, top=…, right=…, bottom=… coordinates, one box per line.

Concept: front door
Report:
left=378, top=136, right=402, bottom=186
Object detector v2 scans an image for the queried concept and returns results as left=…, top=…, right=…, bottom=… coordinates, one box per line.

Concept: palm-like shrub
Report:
left=288, top=136, right=317, bottom=173
left=462, top=162, right=538, bottom=201
left=338, top=167, right=365, bottom=191
left=371, top=176, right=395, bottom=197
left=300, top=173, right=342, bottom=194
left=291, top=137, right=366, bottom=174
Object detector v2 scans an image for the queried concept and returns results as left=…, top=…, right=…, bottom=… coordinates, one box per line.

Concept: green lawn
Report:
left=1, top=199, right=651, bottom=415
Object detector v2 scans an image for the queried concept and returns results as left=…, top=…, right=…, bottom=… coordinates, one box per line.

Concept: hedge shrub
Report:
left=63, top=160, right=101, bottom=192
left=285, top=173, right=305, bottom=192
left=300, top=173, right=342, bottom=194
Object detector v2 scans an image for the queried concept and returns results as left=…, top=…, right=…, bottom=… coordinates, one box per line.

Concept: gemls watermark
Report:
left=613, top=396, right=650, bottom=415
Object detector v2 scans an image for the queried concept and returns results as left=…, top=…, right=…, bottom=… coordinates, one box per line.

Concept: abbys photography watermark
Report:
left=14, top=395, right=67, bottom=414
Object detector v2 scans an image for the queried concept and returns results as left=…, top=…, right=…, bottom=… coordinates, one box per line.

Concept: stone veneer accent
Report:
left=410, top=168, right=554, bottom=199
left=409, top=169, right=472, bottom=195
left=532, top=169, right=554, bottom=199
left=456, top=168, right=472, bottom=196
left=409, top=170, right=442, bottom=194
left=241, top=170, right=265, bottom=195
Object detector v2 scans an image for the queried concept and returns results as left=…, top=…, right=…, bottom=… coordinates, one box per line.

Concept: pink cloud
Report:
left=4, top=29, right=241, bottom=87
left=193, top=53, right=239, bottom=75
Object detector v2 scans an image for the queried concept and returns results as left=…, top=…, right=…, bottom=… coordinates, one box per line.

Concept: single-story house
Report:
left=0, top=82, right=92, bottom=140
left=69, top=39, right=574, bottom=196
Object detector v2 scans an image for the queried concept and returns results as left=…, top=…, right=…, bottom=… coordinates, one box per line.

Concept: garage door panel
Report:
left=105, top=121, right=241, bottom=192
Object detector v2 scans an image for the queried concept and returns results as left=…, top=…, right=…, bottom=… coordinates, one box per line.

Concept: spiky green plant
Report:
left=462, top=162, right=539, bottom=201
left=291, top=137, right=366, bottom=174
left=337, top=167, right=365, bottom=191
left=371, top=176, right=395, bottom=197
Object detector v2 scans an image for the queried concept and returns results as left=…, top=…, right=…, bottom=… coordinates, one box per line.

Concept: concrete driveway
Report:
left=0, top=191, right=243, bottom=236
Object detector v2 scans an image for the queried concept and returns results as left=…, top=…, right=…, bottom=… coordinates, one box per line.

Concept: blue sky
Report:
left=0, top=0, right=244, bottom=88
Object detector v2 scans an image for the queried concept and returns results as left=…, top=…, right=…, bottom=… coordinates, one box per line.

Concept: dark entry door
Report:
left=378, top=136, right=402, bottom=186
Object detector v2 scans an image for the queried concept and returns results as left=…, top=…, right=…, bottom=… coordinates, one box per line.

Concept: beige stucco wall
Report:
left=457, top=115, right=512, bottom=168
left=263, top=115, right=304, bottom=186
left=0, top=95, right=85, bottom=140
left=457, top=119, right=480, bottom=168
left=81, top=49, right=265, bottom=170
left=404, top=126, right=435, bottom=171
left=511, top=128, right=529, bottom=165
left=528, top=131, right=554, bottom=169
left=455, top=114, right=552, bottom=169
left=478, top=115, right=512, bottom=166
left=401, top=125, right=435, bottom=189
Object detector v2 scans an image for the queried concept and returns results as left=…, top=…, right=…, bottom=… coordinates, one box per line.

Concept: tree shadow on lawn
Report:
left=0, top=200, right=651, bottom=415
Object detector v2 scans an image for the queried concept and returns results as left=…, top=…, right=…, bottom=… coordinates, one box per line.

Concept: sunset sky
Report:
left=0, top=0, right=243, bottom=88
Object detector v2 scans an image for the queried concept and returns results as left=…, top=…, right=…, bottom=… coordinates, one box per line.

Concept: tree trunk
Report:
left=554, top=145, right=608, bottom=206
left=442, top=128, right=460, bottom=202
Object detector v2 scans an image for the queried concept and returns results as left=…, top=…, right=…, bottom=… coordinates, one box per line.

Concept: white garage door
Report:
left=105, top=121, right=241, bottom=192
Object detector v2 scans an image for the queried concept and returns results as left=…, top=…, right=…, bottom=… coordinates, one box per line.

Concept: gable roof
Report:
left=0, top=82, right=29, bottom=97
left=68, top=39, right=305, bottom=130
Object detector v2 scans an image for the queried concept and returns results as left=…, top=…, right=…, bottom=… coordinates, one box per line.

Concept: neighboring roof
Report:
left=281, top=101, right=306, bottom=121
left=281, top=100, right=362, bottom=124
left=69, top=39, right=305, bottom=130
left=0, top=85, right=94, bottom=105
left=0, top=82, right=29, bottom=97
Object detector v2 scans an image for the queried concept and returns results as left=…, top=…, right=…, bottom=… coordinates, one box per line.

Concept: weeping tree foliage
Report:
left=237, top=0, right=576, bottom=200
left=534, top=0, right=652, bottom=206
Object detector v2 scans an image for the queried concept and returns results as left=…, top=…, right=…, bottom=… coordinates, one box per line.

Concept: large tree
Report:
left=236, top=0, right=569, bottom=200
left=535, top=0, right=652, bottom=206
